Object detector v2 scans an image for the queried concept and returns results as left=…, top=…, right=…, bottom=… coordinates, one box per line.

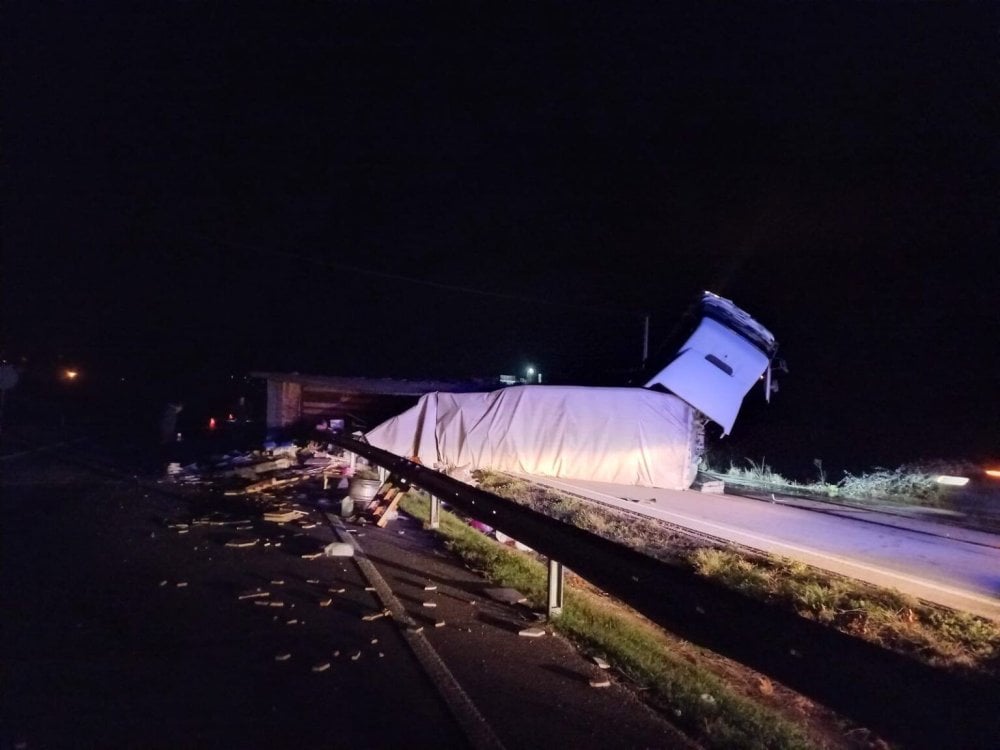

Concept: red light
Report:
left=209, top=417, right=216, bottom=429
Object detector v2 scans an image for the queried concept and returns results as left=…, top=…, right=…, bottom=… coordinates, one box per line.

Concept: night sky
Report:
left=4, top=2, right=997, bottom=475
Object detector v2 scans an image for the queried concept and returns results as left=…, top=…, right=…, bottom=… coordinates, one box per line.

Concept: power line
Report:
left=199, top=234, right=645, bottom=317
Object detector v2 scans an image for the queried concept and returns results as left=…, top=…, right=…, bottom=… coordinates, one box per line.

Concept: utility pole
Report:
left=642, top=314, right=650, bottom=368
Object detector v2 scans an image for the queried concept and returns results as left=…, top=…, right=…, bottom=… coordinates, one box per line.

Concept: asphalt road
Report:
left=1, top=446, right=688, bottom=750
left=515, top=475, right=1000, bottom=621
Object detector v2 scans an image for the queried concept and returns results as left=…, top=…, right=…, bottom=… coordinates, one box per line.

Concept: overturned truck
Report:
left=366, top=292, right=778, bottom=490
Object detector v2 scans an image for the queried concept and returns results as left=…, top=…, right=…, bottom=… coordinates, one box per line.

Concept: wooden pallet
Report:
left=367, top=478, right=406, bottom=528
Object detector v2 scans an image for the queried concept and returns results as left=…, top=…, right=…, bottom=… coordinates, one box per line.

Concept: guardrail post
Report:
left=547, top=558, right=564, bottom=618
left=429, top=495, right=441, bottom=529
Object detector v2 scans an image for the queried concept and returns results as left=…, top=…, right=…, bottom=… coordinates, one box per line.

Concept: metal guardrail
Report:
left=332, top=435, right=998, bottom=750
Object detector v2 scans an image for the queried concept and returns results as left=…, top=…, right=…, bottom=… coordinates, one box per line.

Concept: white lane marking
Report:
left=331, top=516, right=506, bottom=750
left=535, top=476, right=1000, bottom=612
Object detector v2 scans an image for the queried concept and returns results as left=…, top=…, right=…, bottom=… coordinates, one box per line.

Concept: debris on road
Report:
left=275, top=653, right=291, bottom=662
left=238, top=590, right=270, bottom=600
left=263, top=509, right=307, bottom=523
left=225, top=538, right=259, bottom=548
left=593, top=656, right=610, bottom=670
left=589, top=678, right=611, bottom=688
left=485, top=587, right=528, bottom=604
left=518, top=627, right=546, bottom=638
left=312, top=661, right=331, bottom=672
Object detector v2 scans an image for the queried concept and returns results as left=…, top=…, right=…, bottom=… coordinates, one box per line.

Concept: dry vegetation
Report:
left=472, top=470, right=1000, bottom=676
left=399, top=491, right=820, bottom=750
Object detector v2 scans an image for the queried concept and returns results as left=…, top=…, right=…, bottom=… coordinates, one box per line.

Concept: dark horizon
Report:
left=4, top=2, right=997, bottom=477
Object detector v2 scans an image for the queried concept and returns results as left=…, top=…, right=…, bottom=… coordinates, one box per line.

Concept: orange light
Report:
left=986, top=469, right=1000, bottom=479
left=63, top=369, right=79, bottom=380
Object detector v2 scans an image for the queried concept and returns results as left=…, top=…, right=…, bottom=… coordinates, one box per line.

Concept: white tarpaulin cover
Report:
left=365, top=385, right=700, bottom=489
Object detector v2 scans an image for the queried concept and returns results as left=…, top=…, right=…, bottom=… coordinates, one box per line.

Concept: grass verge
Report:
left=399, top=491, right=813, bottom=750
left=473, top=470, right=1000, bottom=676
left=689, top=549, right=999, bottom=674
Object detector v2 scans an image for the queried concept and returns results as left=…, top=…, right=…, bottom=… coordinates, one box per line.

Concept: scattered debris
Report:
left=486, top=587, right=527, bottom=604
left=693, top=479, right=726, bottom=494
left=267, top=601, right=285, bottom=608
left=351, top=651, right=361, bottom=661
left=263, top=509, right=307, bottom=523
left=409, top=625, right=424, bottom=634
left=364, top=586, right=376, bottom=592
left=700, top=693, right=716, bottom=705
left=270, top=580, right=285, bottom=586
left=238, top=590, right=270, bottom=600
left=323, top=542, right=354, bottom=557
left=369, top=481, right=406, bottom=528
left=312, top=661, right=331, bottom=672
left=286, top=619, right=299, bottom=625
left=422, top=602, right=437, bottom=608
left=370, top=638, right=379, bottom=644
left=434, top=620, right=446, bottom=628
left=176, top=582, right=188, bottom=588
left=275, top=653, right=291, bottom=662
left=593, top=656, right=610, bottom=670
left=318, top=599, right=332, bottom=607
left=589, top=678, right=611, bottom=688
left=423, top=584, right=438, bottom=591
left=518, top=627, right=546, bottom=638
left=306, top=579, right=320, bottom=584
left=362, top=611, right=387, bottom=622
left=159, top=580, right=168, bottom=587
left=329, top=587, right=346, bottom=594
left=225, top=538, right=259, bottom=548
left=300, top=552, right=322, bottom=560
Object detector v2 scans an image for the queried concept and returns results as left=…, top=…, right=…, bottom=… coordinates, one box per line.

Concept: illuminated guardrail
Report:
left=331, top=434, right=997, bottom=750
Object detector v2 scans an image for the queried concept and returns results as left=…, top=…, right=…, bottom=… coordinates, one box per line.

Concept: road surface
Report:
left=515, top=474, right=1000, bottom=621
